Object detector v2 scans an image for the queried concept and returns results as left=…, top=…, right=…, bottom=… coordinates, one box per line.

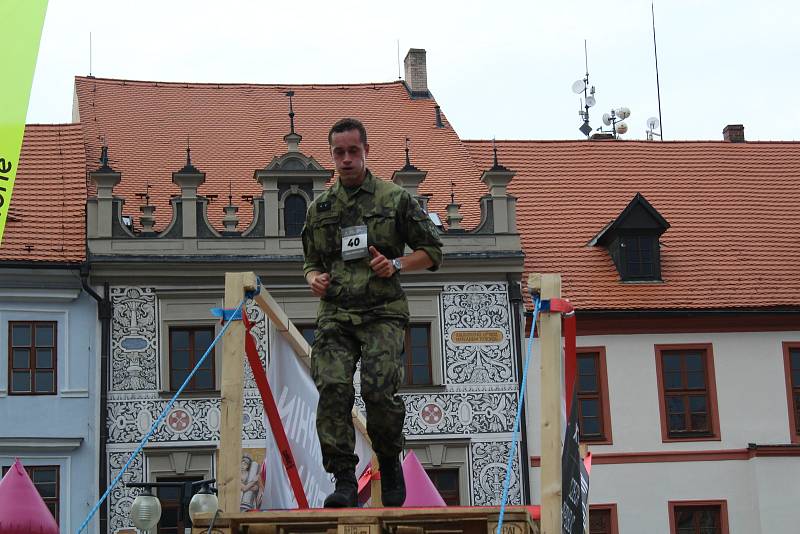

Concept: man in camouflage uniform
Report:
left=302, top=118, right=442, bottom=508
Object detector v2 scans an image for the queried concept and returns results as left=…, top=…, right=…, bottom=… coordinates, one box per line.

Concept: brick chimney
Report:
left=404, top=48, right=430, bottom=98
left=723, top=124, right=745, bottom=142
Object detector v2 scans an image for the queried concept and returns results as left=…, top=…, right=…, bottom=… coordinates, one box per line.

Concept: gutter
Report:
left=80, top=262, right=111, bottom=534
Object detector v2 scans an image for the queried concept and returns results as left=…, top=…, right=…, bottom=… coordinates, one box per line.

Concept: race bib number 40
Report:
left=342, top=225, right=368, bottom=261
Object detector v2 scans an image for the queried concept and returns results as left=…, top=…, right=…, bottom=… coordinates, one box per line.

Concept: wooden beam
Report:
left=218, top=272, right=257, bottom=513
left=529, top=273, right=562, bottom=534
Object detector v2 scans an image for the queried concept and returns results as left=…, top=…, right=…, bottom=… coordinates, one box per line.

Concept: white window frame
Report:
left=157, top=292, right=222, bottom=394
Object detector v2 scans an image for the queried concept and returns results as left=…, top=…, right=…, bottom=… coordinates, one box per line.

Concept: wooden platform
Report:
left=191, top=506, right=540, bottom=534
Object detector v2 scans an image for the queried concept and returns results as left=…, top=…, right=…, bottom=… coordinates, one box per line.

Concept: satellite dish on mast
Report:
left=585, top=95, right=596, bottom=107
left=616, top=107, right=631, bottom=120
left=616, top=122, right=629, bottom=134
left=602, top=113, right=612, bottom=126
left=647, top=117, right=661, bottom=130
left=572, top=79, right=586, bottom=94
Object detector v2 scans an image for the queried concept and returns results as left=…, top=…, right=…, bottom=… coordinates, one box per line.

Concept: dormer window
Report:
left=283, top=193, right=307, bottom=237
left=621, top=234, right=658, bottom=280
left=590, top=193, right=669, bottom=282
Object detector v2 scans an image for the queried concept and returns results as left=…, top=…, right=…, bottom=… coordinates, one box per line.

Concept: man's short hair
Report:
left=328, top=118, right=367, bottom=146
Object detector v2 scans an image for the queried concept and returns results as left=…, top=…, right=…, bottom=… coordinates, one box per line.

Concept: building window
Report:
left=169, top=326, right=215, bottom=391
left=669, top=501, right=728, bottom=534
left=2, top=465, right=59, bottom=523
left=298, top=324, right=317, bottom=347
left=156, top=476, right=202, bottom=534
left=301, top=322, right=432, bottom=386
left=283, top=194, right=307, bottom=237
left=589, top=504, right=618, bottom=534
left=783, top=342, right=800, bottom=442
left=425, top=467, right=460, bottom=505
left=8, top=321, right=56, bottom=395
left=621, top=235, right=657, bottom=280
left=656, top=344, right=720, bottom=441
left=576, top=347, right=612, bottom=444
left=402, top=324, right=432, bottom=386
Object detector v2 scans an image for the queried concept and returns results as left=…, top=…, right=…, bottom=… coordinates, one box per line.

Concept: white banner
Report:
left=262, top=323, right=373, bottom=509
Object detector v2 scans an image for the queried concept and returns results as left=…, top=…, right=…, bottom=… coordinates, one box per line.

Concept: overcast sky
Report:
left=25, top=0, right=800, bottom=141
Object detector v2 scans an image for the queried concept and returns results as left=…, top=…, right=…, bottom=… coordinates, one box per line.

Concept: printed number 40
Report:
left=347, top=237, right=360, bottom=247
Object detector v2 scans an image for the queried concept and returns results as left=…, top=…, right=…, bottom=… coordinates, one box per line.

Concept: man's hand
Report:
left=369, top=246, right=395, bottom=278
left=307, top=271, right=331, bottom=297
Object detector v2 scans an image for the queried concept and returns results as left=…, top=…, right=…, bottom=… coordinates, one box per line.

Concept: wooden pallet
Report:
left=191, top=506, right=539, bottom=534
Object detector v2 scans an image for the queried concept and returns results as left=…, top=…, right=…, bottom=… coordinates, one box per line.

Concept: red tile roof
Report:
left=73, top=77, right=484, bottom=231
left=69, top=76, right=800, bottom=311
left=466, top=140, right=800, bottom=310
left=0, top=124, right=86, bottom=263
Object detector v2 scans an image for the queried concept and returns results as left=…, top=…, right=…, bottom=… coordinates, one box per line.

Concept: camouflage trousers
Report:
left=311, top=316, right=406, bottom=474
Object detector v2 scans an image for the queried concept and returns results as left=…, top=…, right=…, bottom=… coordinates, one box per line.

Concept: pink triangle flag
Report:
left=0, top=459, right=58, bottom=534
left=401, top=450, right=446, bottom=507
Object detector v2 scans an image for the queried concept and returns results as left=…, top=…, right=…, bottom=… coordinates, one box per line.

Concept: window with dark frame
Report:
left=577, top=351, right=606, bottom=441
left=2, top=464, right=59, bottom=523
left=622, top=235, right=657, bottom=280
left=169, top=326, right=215, bottom=392
left=284, top=194, right=307, bottom=237
left=402, top=324, right=432, bottom=386
left=660, top=349, right=713, bottom=437
left=588, top=507, right=613, bottom=534
left=298, top=324, right=317, bottom=348
left=424, top=467, right=460, bottom=505
left=8, top=321, right=56, bottom=395
left=789, top=346, right=800, bottom=436
left=156, top=476, right=202, bottom=534
left=673, top=504, right=722, bottom=534
left=300, top=323, right=432, bottom=386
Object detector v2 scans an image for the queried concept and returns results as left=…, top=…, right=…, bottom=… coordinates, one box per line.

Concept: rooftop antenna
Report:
left=651, top=1, right=664, bottom=139
left=397, top=40, right=402, bottom=79
left=598, top=107, right=632, bottom=139
left=572, top=40, right=596, bottom=138
left=89, top=32, right=92, bottom=76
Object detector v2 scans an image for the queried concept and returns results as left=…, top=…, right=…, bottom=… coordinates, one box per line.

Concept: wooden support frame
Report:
left=528, top=273, right=562, bottom=534
left=218, top=272, right=377, bottom=514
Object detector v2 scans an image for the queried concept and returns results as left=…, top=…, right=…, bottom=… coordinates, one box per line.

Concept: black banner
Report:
left=562, top=390, right=589, bottom=534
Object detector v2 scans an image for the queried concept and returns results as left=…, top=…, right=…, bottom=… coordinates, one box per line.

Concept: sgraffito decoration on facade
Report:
left=244, top=299, right=269, bottom=389
left=403, top=392, right=517, bottom=435
left=108, top=450, right=144, bottom=533
left=442, top=283, right=514, bottom=384
left=471, top=440, right=521, bottom=506
left=107, top=396, right=266, bottom=444
left=112, top=287, right=158, bottom=390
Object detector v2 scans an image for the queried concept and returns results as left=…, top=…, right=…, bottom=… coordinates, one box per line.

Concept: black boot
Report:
left=324, top=469, right=358, bottom=508
left=379, top=455, right=406, bottom=507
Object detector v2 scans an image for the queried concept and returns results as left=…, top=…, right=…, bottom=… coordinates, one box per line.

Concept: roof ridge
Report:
left=75, top=76, right=406, bottom=91
left=464, top=139, right=800, bottom=145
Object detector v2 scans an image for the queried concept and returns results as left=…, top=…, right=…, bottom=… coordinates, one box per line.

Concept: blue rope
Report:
left=496, top=295, right=541, bottom=534
left=76, top=298, right=246, bottom=534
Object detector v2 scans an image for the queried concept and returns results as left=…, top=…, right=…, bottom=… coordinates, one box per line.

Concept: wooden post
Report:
left=218, top=272, right=258, bottom=513
left=528, top=273, right=562, bottom=534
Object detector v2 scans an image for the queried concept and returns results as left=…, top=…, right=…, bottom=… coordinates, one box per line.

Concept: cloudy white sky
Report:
left=26, top=0, right=800, bottom=141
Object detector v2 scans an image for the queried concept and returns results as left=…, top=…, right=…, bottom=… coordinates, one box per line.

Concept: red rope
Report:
left=242, top=313, right=309, bottom=509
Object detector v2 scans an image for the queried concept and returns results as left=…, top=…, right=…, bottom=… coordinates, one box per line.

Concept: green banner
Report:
left=0, top=0, right=49, bottom=247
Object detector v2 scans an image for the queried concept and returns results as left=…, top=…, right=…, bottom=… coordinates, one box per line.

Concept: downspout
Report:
left=507, top=275, right=532, bottom=505
left=80, top=262, right=111, bottom=534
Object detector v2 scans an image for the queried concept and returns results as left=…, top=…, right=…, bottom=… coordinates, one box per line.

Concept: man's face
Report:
left=330, top=128, right=369, bottom=183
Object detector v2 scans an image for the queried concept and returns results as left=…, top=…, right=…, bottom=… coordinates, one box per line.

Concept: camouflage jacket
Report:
left=302, top=169, right=443, bottom=322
